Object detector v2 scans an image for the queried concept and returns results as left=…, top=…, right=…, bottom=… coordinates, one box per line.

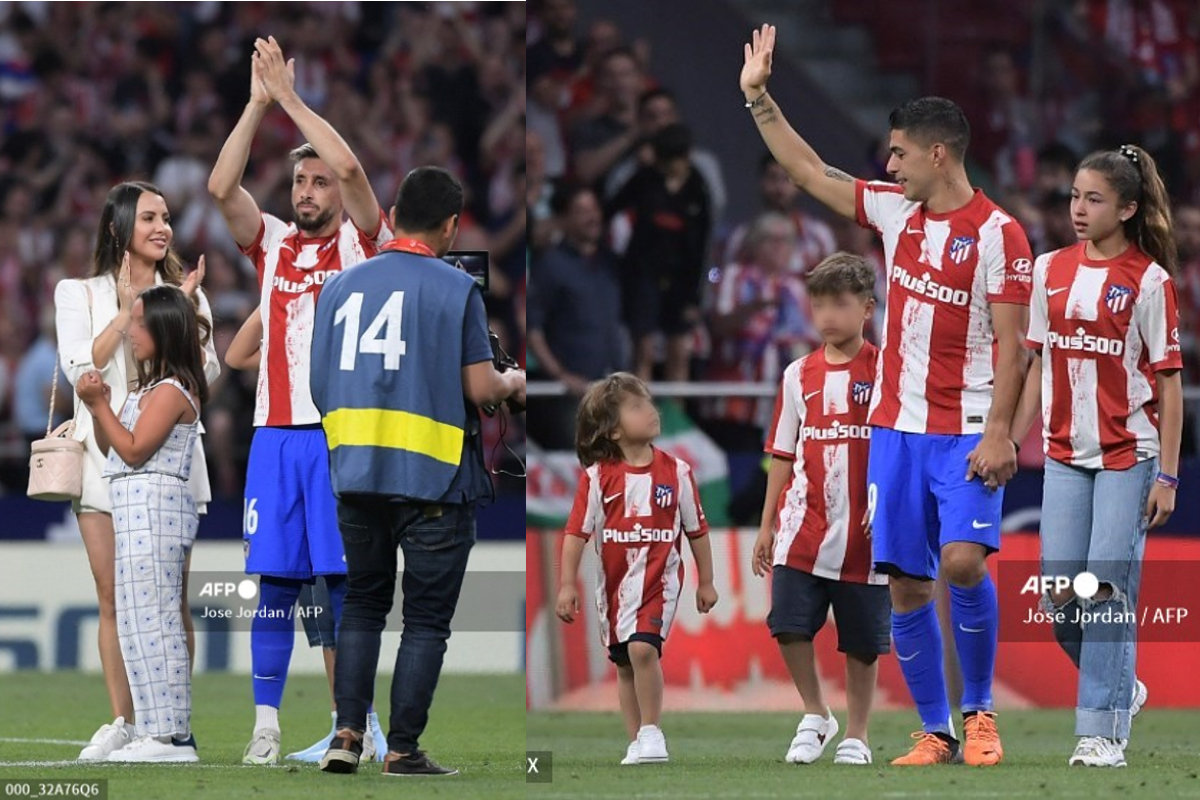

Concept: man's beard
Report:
left=295, top=205, right=335, bottom=233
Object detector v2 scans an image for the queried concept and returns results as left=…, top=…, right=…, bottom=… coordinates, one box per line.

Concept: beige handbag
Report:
left=28, top=283, right=91, bottom=502
left=27, top=357, right=85, bottom=502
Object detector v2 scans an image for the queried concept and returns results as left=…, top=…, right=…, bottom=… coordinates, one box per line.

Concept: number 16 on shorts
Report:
left=244, top=497, right=259, bottom=536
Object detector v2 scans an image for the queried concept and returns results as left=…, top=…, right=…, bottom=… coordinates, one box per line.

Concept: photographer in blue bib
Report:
left=308, top=166, right=526, bottom=777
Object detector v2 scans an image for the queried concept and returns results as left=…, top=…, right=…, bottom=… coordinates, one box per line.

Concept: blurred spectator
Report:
left=527, top=129, right=558, bottom=253
left=723, top=153, right=836, bottom=275
left=527, top=0, right=583, bottom=81
left=570, top=45, right=645, bottom=186
left=973, top=47, right=1039, bottom=194
left=608, top=123, right=711, bottom=382
left=604, top=87, right=728, bottom=225
left=527, top=184, right=625, bottom=449
left=700, top=212, right=820, bottom=450
left=528, top=69, right=569, bottom=180
left=830, top=215, right=887, bottom=340
left=1036, top=141, right=1079, bottom=197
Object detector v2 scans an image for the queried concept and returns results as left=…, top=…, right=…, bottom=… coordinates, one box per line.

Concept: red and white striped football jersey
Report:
left=855, top=180, right=1033, bottom=434
left=241, top=210, right=391, bottom=426
left=1026, top=242, right=1182, bottom=469
left=764, top=344, right=885, bottom=585
left=563, top=447, right=709, bottom=647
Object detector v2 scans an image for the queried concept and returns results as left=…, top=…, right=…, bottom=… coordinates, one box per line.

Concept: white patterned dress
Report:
left=104, top=378, right=200, bottom=739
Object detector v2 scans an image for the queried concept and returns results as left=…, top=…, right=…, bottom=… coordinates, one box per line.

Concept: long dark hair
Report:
left=575, top=372, right=651, bottom=467
left=92, top=182, right=186, bottom=284
left=1077, top=145, right=1177, bottom=275
left=134, top=285, right=209, bottom=406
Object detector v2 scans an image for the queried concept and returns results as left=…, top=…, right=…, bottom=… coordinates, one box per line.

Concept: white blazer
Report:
left=53, top=273, right=221, bottom=514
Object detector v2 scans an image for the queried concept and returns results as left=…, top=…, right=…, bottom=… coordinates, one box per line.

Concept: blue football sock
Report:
left=949, top=573, right=998, bottom=713
left=892, top=601, right=952, bottom=735
left=251, top=576, right=304, bottom=708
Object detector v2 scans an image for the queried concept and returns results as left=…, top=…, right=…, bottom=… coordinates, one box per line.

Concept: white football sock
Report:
left=254, top=705, right=280, bottom=732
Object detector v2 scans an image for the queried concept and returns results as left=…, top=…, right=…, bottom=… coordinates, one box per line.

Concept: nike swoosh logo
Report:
left=252, top=674, right=281, bottom=681
left=959, top=624, right=986, bottom=633
left=971, top=520, right=993, bottom=529
left=1047, top=287, right=1068, bottom=297
left=905, top=226, right=924, bottom=235
left=603, top=493, right=622, bottom=504
left=803, top=390, right=821, bottom=402
left=896, top=650, right=920, bottom=662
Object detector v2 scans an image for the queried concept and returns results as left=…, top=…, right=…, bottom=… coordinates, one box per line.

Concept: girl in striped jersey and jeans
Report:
left=1013, top=144, right=1181, bottom=768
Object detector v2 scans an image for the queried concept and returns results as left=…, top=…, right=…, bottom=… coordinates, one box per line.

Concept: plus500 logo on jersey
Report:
left=1047, top=328, right=1125, bottom=356
left=802, top=422, right=872, bottom=441
left=602, top=524, right=677, bottom=543
left=272, top=270, right=339, bottom=294
left=891, top=265, right=970, bottom=306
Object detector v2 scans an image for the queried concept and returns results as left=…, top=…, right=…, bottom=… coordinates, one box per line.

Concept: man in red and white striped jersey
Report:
left=751, top=253, right=888, bottom=766
left=208, top=37, right=390, bottom=766
left=741, top=24, right=1031, bottom=766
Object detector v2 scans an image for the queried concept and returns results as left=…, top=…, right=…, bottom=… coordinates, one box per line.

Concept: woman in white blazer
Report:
left=53, top=181, right=220, bottom=760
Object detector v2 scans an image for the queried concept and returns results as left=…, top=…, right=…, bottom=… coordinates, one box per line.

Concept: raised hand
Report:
left=740, top=23, right=776, bottom=96
left=249, top=50, right=272, bottom=107
left=116, top=253, right=136, bottom=315
left=181, top=255, right=205, bottom=298
left=254, top=36, right=296, bottom=103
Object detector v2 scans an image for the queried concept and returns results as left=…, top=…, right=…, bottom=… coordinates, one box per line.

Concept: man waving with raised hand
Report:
left=741, top=24, right=1032, bottom=767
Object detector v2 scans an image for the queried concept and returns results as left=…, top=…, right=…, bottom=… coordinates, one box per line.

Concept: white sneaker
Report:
left=636, top=725, right=668, bottom=763
left=833, top=737, right=872, bottom=765
left=78, top=717, right=135, bottom=761
left=786, top=710, right=838, bottom=764
left=1069, top=736, right=1127, bottom=767
left=1131, top=678, right=1147, bottom=718
left=620, top=740, right=639, bottom=765
left=242, top=728, right=281, bottom=765
left=107, top=735, right=199, bottom=763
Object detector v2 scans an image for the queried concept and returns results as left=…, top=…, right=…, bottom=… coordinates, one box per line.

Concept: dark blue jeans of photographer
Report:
left=332, top=496, right=476, bottom=754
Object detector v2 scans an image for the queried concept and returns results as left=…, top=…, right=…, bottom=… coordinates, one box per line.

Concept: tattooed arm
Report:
left=740, top=24, right=857, bottom=219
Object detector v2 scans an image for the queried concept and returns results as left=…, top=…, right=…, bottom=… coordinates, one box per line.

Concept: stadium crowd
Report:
left=0, top=1, right=526, bottom=497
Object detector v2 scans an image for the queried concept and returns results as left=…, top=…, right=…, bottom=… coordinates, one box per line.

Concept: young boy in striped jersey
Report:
left=752, top=253, right=889, bottom=766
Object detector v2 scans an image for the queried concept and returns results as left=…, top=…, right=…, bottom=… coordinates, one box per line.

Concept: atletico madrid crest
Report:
left=654, top=484, right=674, bottom=509
left=949, top=235, right=976, bottom=264
left=1106, top=284, right=1132, bottom=314
left=852, top=381, right=873, bottom=406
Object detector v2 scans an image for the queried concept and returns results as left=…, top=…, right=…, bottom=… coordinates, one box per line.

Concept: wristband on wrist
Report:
left=744, top=90, right=768, bottom=108
left=1155, top=472, right=1179, bottom=489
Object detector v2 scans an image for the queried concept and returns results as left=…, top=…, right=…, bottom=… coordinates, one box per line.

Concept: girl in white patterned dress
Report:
left=76, top=285, right=209, bottom=763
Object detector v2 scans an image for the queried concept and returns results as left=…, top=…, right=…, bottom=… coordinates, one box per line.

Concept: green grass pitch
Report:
left=0, top=671, right=524, bottom=799
left=528, top=708, right=1200, bottom=798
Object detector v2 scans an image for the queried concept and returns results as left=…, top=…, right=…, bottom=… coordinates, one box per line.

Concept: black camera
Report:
left=442, top=251, right=522, bottom=413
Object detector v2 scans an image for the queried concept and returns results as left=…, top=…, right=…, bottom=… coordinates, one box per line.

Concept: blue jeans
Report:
left=1039, top=457, right=1154, bottom=739
left=332, top=496, right=476, bottom=753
